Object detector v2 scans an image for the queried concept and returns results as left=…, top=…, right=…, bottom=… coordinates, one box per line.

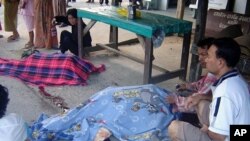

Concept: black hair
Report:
left=197, top=37, right=215, bottom=49
left=67, top=8, right=77, bottom=19
left=0, top=84, right=9, bottom=118
left=212, top=37, right=241, bottom=68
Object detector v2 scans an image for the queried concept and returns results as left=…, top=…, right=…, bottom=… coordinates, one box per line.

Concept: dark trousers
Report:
left=60, top=31, right=78, bottom=56
left=100, top=0, right=109, bottom=4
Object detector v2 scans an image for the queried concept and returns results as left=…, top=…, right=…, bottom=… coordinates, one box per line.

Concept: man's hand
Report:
left=185, top=93, right=212, bottom=110
left=201, top=124, right=226, bottom=141
left=200, top=124, right=209, bottom=133
left=184, top=94, right=202, bottom=109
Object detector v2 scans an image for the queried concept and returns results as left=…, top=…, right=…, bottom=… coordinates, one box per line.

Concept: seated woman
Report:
left=0, top=84, right=28, bottom=141
left=54, top=8, right=92, bottom=56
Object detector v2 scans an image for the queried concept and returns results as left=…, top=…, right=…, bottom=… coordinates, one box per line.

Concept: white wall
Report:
left=233, top=0, right=247, bottom=14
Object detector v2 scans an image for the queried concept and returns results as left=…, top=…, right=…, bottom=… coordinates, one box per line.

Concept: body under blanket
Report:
left=0, top=53, right=105, bottom=86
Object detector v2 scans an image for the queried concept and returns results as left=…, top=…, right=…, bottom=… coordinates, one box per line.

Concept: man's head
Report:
left=197, top=37, right=215, bottom=68
left=205, top=37, right=241, bottom=78
left=67, top=8, right=77, bottom=26
left=0, top=84, right=9, bottom=118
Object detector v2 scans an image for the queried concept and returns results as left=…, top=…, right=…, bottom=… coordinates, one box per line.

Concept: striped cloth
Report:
left=0, top=53, right=105, bottom=86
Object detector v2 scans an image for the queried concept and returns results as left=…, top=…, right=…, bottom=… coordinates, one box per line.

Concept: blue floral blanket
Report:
left=30, top=84, right=175, bottom=141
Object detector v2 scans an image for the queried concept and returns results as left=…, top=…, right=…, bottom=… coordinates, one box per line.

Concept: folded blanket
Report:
left=0, top=53, right=105, bottom=86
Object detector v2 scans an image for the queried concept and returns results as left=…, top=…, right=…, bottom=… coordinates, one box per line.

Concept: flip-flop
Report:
left=24, top=42, right=34, bottom=49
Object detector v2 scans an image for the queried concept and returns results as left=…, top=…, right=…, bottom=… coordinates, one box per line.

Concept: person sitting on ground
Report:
left=0, top=84, right=28, bottom=141
left=168, top=37, right=250, bottom=141
left=166, top=37, right=217, bottom=113
left=53, top=8, right=92, bottom=56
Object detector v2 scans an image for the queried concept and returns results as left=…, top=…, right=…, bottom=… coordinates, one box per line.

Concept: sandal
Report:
left=7, top=35, right=20, bottom=42
left=24, top=42, right=34, bottom=49
left=0, top=35, right=3, bottom=38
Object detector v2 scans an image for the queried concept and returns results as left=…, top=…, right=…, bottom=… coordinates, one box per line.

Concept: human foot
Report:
left=7, top=34, right=20, bottom=42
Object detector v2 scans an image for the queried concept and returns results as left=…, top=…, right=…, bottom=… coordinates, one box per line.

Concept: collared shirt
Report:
left=209, top=69, right=250, bottom=141
left=187, top=72, right=217, bottom=94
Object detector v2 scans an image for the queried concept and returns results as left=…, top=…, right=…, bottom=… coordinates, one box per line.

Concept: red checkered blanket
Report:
left=0, top=53, right=105, bottom=86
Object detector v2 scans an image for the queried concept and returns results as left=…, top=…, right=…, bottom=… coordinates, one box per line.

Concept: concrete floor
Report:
left=0, top=0, right=195, bottom=133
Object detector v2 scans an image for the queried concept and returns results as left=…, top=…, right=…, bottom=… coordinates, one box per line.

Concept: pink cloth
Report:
left=20, top=0, right=34, bottom=31
left=186, top=73, right=217, bottom=94
left=19, top=0, right=34, bottom=16
left=173, top=73, right=217, bottom=112
left=22, top=15, right=34, bottom=32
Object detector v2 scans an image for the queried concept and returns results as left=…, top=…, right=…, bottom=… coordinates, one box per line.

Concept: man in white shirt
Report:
left=168, top=37, right=250, bottom=141
left=0, top=84, right=28, bottom=141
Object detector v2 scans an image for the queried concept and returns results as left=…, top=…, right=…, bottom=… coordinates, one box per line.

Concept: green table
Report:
left=77, top=6, right=192, bottom=84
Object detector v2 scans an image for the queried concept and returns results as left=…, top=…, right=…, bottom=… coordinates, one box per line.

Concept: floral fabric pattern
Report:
left=30, top=84, right=175, bottom=141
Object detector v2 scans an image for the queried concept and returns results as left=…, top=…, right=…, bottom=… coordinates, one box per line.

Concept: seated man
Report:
left=168, top=37, right=250, bottom=141
left=166, top=38, right=216, bottom=114
left=0, top=84, right=28, bottom=141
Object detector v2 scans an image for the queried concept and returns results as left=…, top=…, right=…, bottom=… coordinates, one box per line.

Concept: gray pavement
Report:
left=0, top=0, right=194, bottom=131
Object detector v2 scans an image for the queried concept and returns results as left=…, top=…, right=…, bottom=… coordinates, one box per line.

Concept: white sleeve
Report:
left=0, top=113, right=28, bottom=141
left=209, top=96, right=238, bottom=136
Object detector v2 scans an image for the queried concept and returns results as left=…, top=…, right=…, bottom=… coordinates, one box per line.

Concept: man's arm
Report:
left=201, top=124, right=226, bottom=141
left=185, top=92, right=212, bottom=109
left=208, top=130, right=226, bottom=141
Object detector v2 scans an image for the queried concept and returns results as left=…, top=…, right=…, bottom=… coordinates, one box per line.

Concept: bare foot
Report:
left=7, top=34, right=20, bottom=42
